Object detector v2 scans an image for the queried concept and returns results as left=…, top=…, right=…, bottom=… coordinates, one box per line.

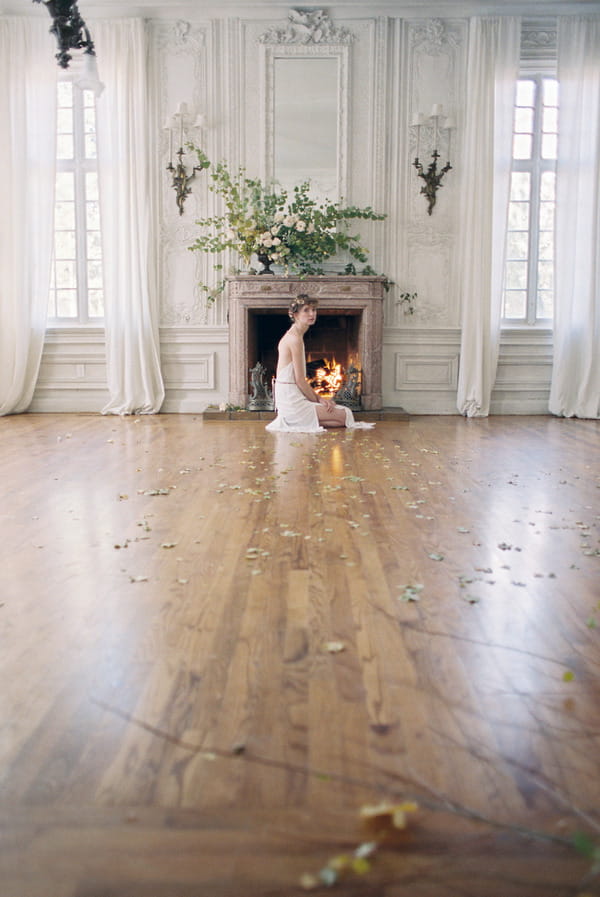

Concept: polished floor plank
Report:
left=0, top=412, right=599, bottom=896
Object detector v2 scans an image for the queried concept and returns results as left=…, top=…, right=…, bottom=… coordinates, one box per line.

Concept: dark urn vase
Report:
left=257, top=253, right=274, bottom=275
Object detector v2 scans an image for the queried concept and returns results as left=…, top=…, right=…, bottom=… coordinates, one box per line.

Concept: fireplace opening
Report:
left=248, top=309, right=363, bottom=405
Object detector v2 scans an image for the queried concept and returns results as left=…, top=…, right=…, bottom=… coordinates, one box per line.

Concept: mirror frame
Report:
left=261, top=42, right=350, bottom=200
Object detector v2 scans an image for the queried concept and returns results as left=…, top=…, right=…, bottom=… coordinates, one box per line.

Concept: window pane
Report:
left=541, top=133, right=557, bottom=160
left=506, top=231, right=528, bottom=259
left=537, top=260, right=553, bottom=290
left=537, top=290, right=553, bottom=318
left=543, top=106, right=558, bottom=132
left=56, top=172, right=74, bottom=201
left=84, top=107, right=96, bottom=131
left=84, top=133, right=97, bottom=159
left=86, top=173, right=99, bottom=200
left=504, top=290, right=526, bottom=318
left=86, top=230, right=102, bottom=259
left=515, top=107, right=533, bottom=132
left=510, top=172, right=530, bottom=201
left=55, top=230, right=76, bottom=259
left=57, top=108, right=73, bottom=134
left=513, top=134, right=532, bottom=159
left=538, top=230, right=553, bottom=260
left=516, top=80, right=535, bottom=106
left=540, top=171, right=555, bottom=201
left=505, top=260, right=528, bottom=289
left=88, top=290, right=104, bottom=318
left=55, top=260, right=77, bottom=288
left=57, top=81, right=73, bottom=106
left=57, top=134, right=74, bottom=160
left=55, top=201, right=75, bottom=229
left=86, top=200, right=100, bottom=230
left=56, top=289, right=77, bottom=317
left=87, top=260, right=103, bottom=289
left=539, top=200, right=555, bottom=230
left=543, top=78, right=558, bottom=106
left=508, top=201, right=530, bottom=229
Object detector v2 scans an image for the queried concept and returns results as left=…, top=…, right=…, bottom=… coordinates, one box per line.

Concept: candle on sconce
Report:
left=193, top=114, right=206, bottom=129
left=444, top=117, right=455, bottom=162
left=176, top=103, right=188, bottom=149
left=163, top=117, right=173, bottom=164
left=430, top=103, right=444, bottom=117
left=411, top=113, right=424, bottom=158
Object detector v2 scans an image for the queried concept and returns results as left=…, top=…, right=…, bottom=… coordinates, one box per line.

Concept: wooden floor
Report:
left=0, top=413, right=599, bottom=897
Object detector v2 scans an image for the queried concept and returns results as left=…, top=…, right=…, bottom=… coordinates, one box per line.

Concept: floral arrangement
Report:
left=188, top=147, right=386, bottom=301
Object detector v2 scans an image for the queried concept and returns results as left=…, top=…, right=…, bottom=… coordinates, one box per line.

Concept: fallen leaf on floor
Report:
left=399, top=584, right=423, bottom=602
left=360, top=800, right=418, bottom=829
left=161, top=542, right=177, bottom=549
left=563, top=670, right=575, bottom=681
left=428, top=552, right=444, bottom=561
left=129, top=575, right=148, bottom=583
left=323, top=641, right=345, bottom=653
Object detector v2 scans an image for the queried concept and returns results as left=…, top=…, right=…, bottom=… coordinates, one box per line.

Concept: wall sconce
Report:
left=164, top=103, right=205, bottom=215
left=411, top=105, right=454, bottom=215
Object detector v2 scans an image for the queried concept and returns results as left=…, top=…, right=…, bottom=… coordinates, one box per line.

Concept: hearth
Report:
left=226, top=275, right=385, bottom=411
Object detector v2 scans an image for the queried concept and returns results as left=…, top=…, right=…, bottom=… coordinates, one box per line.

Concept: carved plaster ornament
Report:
left=411, top=18, right=459, bottom=54
left=259, top=8, right=354, bottom=45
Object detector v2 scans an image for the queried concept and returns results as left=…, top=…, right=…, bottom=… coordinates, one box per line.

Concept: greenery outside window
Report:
left=502, top=75, right=558, bottom=324
left=49, top=79, right=104, bottom=323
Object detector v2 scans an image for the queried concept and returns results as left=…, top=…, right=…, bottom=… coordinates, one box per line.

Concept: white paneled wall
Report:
left=34, top=7, right=555, bottom=414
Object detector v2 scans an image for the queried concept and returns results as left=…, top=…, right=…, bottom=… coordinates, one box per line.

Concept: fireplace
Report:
left=226, top=275, right=386, bottom=411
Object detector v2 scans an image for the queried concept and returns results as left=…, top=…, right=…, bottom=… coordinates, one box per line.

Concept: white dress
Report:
left=265, top=362, right=374, bottom=433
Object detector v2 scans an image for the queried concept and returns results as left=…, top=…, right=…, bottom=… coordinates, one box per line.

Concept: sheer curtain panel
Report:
left=0, top=18, right=57, bottom=416
left=94, top=19, right=164, bottom=415
left=456, top=17, right=520, bottom=417
left=549, top=16, right=600, bottom=419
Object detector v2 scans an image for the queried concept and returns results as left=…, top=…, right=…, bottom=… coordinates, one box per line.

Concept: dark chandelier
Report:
left=32, top=0, right=96, bottom=69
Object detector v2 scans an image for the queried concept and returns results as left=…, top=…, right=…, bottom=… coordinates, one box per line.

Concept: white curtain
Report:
left=94, top=19, right=164, bottom=415
left=0, top=18, right=57, bottom=416
left=456, top=17, right=520, bottom=417
left=549, top=16, right=600, bottom=419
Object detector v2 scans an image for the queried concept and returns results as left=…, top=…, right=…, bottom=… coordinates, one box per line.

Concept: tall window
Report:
left=49, top=79, right=104, bottom=323
left=502, top=76, right=558, bottom=324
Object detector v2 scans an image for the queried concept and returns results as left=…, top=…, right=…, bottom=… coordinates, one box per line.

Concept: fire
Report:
left=311, top=358, right=344, bottom=397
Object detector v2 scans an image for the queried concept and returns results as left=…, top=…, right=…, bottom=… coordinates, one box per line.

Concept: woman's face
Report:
left=295, top=304, right=318, bottom=326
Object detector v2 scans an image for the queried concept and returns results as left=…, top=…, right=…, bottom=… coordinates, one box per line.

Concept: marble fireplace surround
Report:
left=226, top=275, right=386, bottom=410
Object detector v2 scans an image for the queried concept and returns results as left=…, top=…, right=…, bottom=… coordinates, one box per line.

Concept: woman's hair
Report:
left=288, top=294, right=318, bottom=320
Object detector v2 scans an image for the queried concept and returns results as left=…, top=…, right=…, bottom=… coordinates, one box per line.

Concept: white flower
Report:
left=295, top=220, right=307, bottom=232
left=259, top=234, right=274, bottom=247
left=272, top=252, right=281, bottom=260
left=274, top=211, right=285, bottom=222
left=283, top=214, right=298, bottom=227
left=226, top=228, right=237, bottom=240
left=270, top=225, right=281, bottom=235
left=307, top=222, right=315, bottom=234
left=272, top=237, right=281, bottom=245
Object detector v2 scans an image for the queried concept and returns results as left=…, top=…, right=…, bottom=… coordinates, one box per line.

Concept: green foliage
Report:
left=188, top=147, right=387, bottom=301
left=571, top=831, right=600, bottom=875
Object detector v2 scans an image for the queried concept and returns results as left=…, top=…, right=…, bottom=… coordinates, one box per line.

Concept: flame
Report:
left=312, top=358, right=344, bottom=397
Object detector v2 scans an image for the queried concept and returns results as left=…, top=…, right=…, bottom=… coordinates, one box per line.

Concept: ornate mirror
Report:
left=260, top=10, right=353, bottom=202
